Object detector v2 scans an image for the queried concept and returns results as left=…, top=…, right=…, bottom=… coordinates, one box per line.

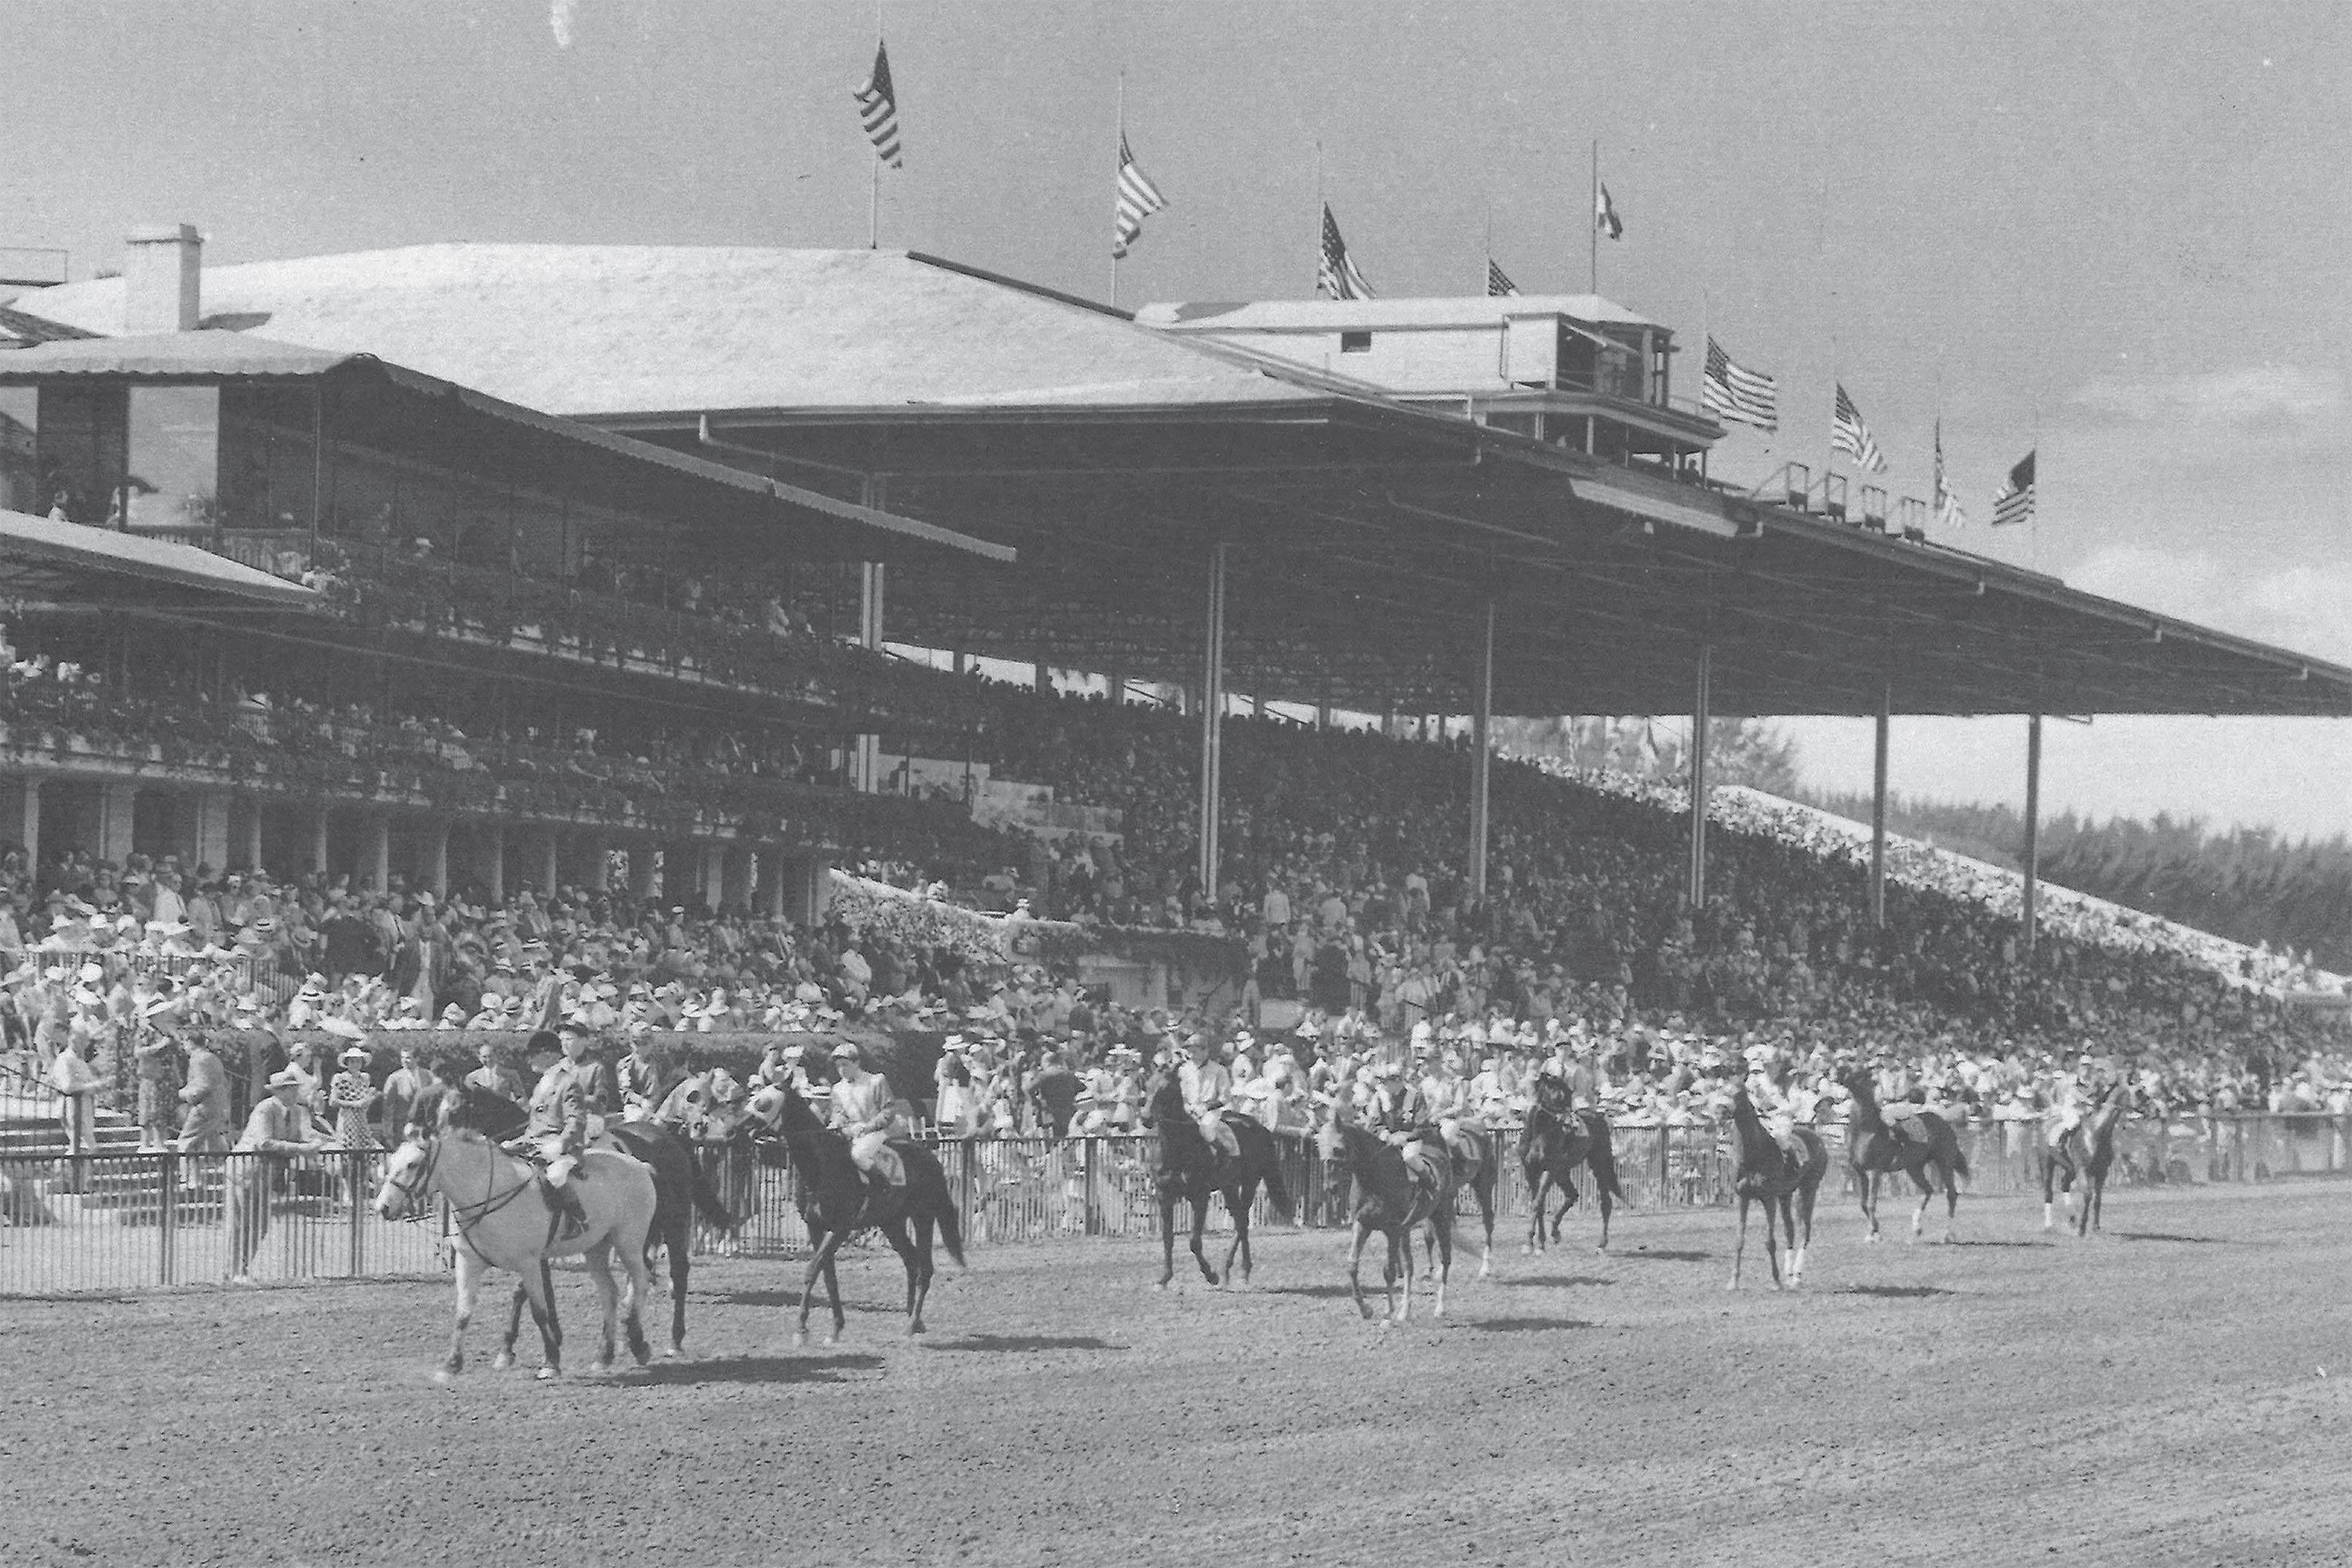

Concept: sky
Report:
left=6, top=1, right=2351, bottom=834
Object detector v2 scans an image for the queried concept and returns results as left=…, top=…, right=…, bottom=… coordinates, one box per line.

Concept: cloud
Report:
left=549, top=0, right=579, bottom=49
left=2071, top=545, right=2352, bottom=665
left=2068, top=365, right=2346, bottom=441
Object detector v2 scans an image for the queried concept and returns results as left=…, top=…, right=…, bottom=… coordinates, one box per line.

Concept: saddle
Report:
left=1886, top=1112, right=1936, bottom=1148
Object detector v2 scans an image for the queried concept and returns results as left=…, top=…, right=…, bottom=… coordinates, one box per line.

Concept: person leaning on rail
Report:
left=227, top=1067, right=334, bottom=1285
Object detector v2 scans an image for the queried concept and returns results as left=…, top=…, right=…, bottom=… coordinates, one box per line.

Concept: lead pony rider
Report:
left=1179, top=1032, right=1238, bottom=1158
left=510, top=1029, right=591, bottom=1236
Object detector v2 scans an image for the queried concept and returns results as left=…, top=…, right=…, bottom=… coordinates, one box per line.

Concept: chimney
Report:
left=123, top=223, right=202, bottom=333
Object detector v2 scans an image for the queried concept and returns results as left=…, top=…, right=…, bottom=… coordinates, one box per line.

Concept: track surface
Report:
left=7, top=1185, right=2352, bottom=1566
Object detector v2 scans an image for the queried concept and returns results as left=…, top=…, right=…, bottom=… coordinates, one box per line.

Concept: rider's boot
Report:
left=550, top=1180, right=590, bottom=1241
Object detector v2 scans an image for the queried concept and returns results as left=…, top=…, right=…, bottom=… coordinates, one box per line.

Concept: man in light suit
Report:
left=227, top=1068, right=331, bottom=1284
left=176, top=1033, right=233, bottom=1155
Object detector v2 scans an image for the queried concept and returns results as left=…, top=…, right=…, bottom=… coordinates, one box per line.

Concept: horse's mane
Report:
left=445, top=1082, right=527, bottom=1140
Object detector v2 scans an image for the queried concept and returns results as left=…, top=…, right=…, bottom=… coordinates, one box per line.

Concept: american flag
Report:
left=1112, top=135, right=1167, bottom=258
left=1832, top=383, right=1888, bottom=474
left=1992, top=449, right=2037, bottom=526
left=851, top=42, right=903, bottom=169
left=1595, top=182, right=1624, bottom=240
left=1486, top=258, right=1519, bottom=297
left=1701, top=337, right=1777, bottom=432
left=1933, top=422, right=1968, bottom=529
left=1318, top=205, right=1374, bottom=300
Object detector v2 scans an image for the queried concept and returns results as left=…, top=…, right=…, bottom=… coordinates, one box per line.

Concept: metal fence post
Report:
left=158, top=1149, right=177, bottom=1287
left=1083, top=1138, right=1099, bottom=1237
left=348, top=1153, right=365, bottom=1278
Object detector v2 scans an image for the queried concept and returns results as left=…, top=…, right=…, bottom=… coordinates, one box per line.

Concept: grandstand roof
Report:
left=12, top=248, right=2350, bottom=720
left=0, top=510, right=321, bottom=612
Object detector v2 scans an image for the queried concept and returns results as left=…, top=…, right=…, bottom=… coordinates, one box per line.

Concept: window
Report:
left=0, top=387, right=37, bottom=517
left=124, top=386, right=220, bottom=532
left=1339, top=331, right=1372, bottom=354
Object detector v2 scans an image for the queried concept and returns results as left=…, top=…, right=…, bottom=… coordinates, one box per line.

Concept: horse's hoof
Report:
left=1519, top=1243, right=1534, bottom=1256
left=824, top=1331, right=841, bottom=1348
left=662, top=1346, right=685, bottom=1359
left=590, top=1361, right=613, bottom=1377
left=1725, top=1279, right=1740, bottom=1292
left=535, top=1367, right=558, bottom=1381
left=909, top=1321, right=927, bottom=1336
left=491, top=1352, right=514, bottom=1372
left=432, top=1367, right=457, bottom=1385
left=1156, top=1279, right=1171, bottom=1291
left=792, top=1330, right=809, bottom=1349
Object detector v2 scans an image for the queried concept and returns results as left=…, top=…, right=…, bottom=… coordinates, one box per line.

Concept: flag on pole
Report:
left=1992, top=449, right=2037, bottom=526
left=1595, top=182, right=1624, bottom=240
left=1933, top=422, right=1968, bottom=529
left=852, top=42, right=904, bottom=169
left=1318, top=205, right=1374, bottom=299
left=1112, top=135, right=1168, bottom=258
left=1486, top=258, right=1519, bottom=297
left=1701, top=337, right=1778, bottom=432
left=1831, top=383, right=1889, bottom=473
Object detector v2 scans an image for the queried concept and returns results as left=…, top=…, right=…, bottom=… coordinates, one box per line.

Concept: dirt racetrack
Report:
left=7, top=1182, right=2352, bottom=1567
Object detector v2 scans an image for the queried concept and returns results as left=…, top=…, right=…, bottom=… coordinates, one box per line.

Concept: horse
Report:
left=1423, top=1116, right=1497, bottom=1282
left=2038, top=1082, right=2132, bottom=1236
left=1726, top=1084, right=1829, bottom=1291
left=434, top=1081, right=732, bottom=1359
left=648, top=1070, right=763, bottom=1258
left=1519, top=1073, right=1630, bottom=1253
left=742, top=1081, right=966, bottom=1345
left=373, top=1087, right=656, bottom=1381
left=1317, top=1102, right=1453, bottom=1324
left=1836, top=1068, right=1970, bottom=1244
left=1138, top=1067, right=1296, bottom=1288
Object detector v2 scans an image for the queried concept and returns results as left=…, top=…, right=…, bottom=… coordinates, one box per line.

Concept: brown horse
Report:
left=1138, top=1067, right=1295, bottom=1287
left=2038, top=1082, right=2132, bottom=1236
left=1726, top=1085, right=1829, bottom=1290
left=743, top=1082, right=966, bottom=1345
left=1519, top=1074, right=1629, bottom=1253
left=1837, top=1069, right=1969, bottom=1243
left=1317, top=1102, right=1454, bottom=1325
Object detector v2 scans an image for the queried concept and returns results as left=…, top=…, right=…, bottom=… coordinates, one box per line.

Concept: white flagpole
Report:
left=1314, top=140, right=1325, bottom=296
left=1110, top=71, right=1126, bottom=307
left=869, top=1, right=885, bottom=250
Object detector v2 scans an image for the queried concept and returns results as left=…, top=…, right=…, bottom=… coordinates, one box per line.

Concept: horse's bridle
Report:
left=380, top=1134, right=441, bottom=1221
left=387, top=1129, right=540, bottom=1235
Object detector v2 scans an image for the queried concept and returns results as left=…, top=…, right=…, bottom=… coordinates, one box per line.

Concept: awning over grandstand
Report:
left=0, top=510, right=321, bottom=612
left=0, top=333, right=1013, bottom=565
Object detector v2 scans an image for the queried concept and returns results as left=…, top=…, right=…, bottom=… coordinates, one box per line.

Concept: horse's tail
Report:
left=935, top=1190, right=968, bottom=1269
left=1262, top=1142, right=1297, bottom=1227
left=689, top=1157, right=736, bottom=1229
left=1582, top=1112, right=1629, bottom=1204
left=1949, top=1131, right=1973, bottom=1182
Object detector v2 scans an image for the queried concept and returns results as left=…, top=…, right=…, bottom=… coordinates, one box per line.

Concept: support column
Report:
left=307, top=804, right=331, bottom=877
left=567, top=833, right=608, bottom=894
left=420, top=820, right=450, bottom=897
left=2, top=778, right=42, bottom=867
left=1107, top=666, right=1127, bottom=707
left=362, top=814, right=390, bottom=892
left=531, top=828, right=558, bottom=899
left=700, top=844, right=726, bottom=913
left=628, top=844, right=659, bottom=901
left=758, top=850, right=789, bottom=920
left=174, top=791, right=231, bottom=875
left=1468, top=597, right=1495, bottom=901
left=665, top=840, right=700, bottom=906
left=1869, top=683, right=1890, bottom=928
left=1686, top=646, right=1711, bottom=909
left=1196, top=541, right=1228, bottom=898
left=2023, top=710, right=2042, bottom=960
left=855, top=489, right=887, bottom=794
left=98, top=783, right=140, bottom=866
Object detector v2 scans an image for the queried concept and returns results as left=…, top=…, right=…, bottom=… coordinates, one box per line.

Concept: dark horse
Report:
left=2038, top=1082, right=2132, bottom=1236
left=1838, top=1068, right=1970, bottom=1244
left=1519, top=1073, right=1629, bottom=1254
left=743, top=1082, right=966, bottom=1345
left=432, top=1082, right=731, bottom=1359
left=1138, top=1068, right=1295, bottom=1287
left=1726, top=1085, right=1828, bottom=1290
left=1318, top=1102, right=1454, bottom=1324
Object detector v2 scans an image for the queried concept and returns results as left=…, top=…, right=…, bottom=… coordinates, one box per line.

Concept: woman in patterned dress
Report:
left=326, top=1044, right=381, bottom=1150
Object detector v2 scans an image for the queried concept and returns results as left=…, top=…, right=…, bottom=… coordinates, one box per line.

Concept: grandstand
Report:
left=1, top=223, right=2347, bottom=1187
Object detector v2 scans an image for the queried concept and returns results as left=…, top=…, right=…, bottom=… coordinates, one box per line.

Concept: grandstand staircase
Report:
left=0, top=1077, right=214, bottom=1225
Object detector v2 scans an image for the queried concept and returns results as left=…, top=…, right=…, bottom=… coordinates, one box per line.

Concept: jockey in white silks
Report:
left=2044, top=1059, right=2090, bottom=1149
left=826, top=1041, right=905, bottom=1187
left=1369, top=1062, right=1435, bottom=1179
left=1420, top=1052, right=1479, bottom=1170
left=1179, top=1033, right=1239, bottom=1158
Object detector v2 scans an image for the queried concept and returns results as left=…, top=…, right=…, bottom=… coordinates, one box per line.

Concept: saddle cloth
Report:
left=1886, top=1112, right=1936, bottom=1147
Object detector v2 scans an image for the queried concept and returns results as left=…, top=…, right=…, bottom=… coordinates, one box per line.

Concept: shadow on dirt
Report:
left=929, top=1334, right=1124, bottom=1353
left=1945, top=1240, right=2050, bottom=1250
left=2111, top=1232, right=2227, bottom=1245
left=1262, top=1283, right=1363, bottom=1300
left=629, top=1352, right=884, bottom=1387
left=698, top=1289, right=897, bottom=1312
left=1617, top=1249, right=1710, bottom=1263
left=1497, top=1275, right=1614, bottom=1289
left=1466, top=1317, right=1596, bottom=1333
left=1838, top=1284, right=1955, bottom=1299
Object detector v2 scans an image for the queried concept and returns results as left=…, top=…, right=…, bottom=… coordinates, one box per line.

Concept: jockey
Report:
left=1468, top=1054, right=1507, bottom=1125
left=507, top=1031, right=591, bottom=1237
left=2046, top=1054, right=2094, bottom=1146
left=826, top=1041, right=905, bottom=1189
left=1103, top=1044, right=1143, bottom=1129
left=615, top=1026, right=676, bottom=1122
left=1178, top=1032, right=1238, bottom=1158
left=1420, top=1051, right=1479, bottom=1167
left=1368, top=1061, right=1437, bottom=1180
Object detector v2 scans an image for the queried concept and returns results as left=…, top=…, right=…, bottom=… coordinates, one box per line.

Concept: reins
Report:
left=420, top=1132, right=546, bottom=1235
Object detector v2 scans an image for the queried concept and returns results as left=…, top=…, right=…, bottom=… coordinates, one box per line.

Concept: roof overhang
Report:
left=0, top=510, right=321, bottom=612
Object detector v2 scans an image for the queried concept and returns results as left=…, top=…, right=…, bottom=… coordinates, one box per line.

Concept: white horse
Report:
left=374, top=1124, right=659, bottom=1381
